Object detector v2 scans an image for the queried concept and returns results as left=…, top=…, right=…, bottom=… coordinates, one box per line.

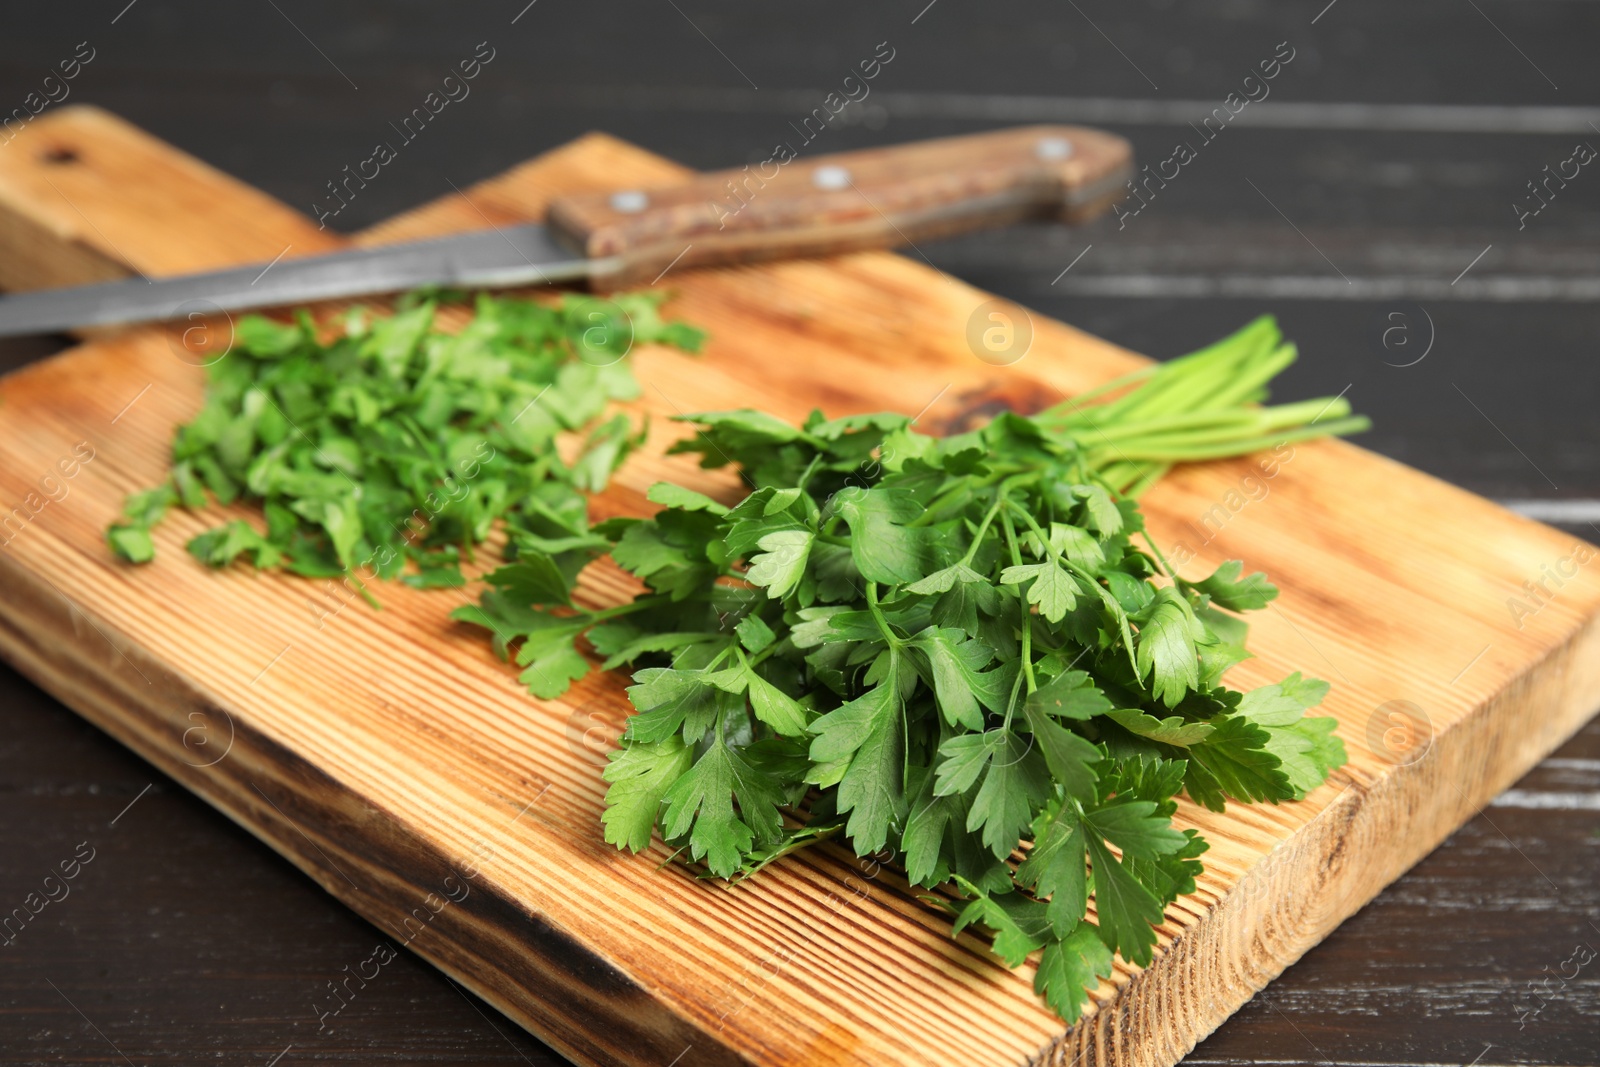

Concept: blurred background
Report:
left=1, top=2, right=1596, bottom=1064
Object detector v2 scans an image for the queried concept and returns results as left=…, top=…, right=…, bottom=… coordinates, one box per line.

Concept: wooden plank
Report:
left=0, top=105, right=1597, bottom=1067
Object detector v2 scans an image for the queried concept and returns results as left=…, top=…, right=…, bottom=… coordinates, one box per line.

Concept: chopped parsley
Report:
left=107, top=291, right=704, bottom=588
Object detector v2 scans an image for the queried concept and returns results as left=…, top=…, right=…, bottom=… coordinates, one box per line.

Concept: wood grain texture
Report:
left=544, top=125, right=1133, bottom=287
left=0, top=105, right=1597, bottom=1067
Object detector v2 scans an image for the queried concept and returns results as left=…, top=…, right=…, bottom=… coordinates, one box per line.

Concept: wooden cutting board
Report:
left=1, top=105, right=1597, bottom=1067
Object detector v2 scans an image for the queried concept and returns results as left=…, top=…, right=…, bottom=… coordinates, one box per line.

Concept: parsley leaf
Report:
left=1000, top=561, right=1079, bottom=623
left=1183, top=559, right=1279, bottom=612
left=826, top=486, right=934, bottom=585
left=1135, top=588, right=1203, bottom=707
left=660, top=721, right=787, bottom=877
left=809, top=672, right=905, bottom=854
left=602, top=737, right=694, bottom=852
left=909, top=627, right=1003, bottom=730
left=1034, top=923, right=1115, bottom=1023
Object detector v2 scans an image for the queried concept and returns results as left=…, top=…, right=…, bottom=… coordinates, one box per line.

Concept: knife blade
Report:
left=0, top=125, right=1133, bottom=338
left=0, top=224, right=600, bottom=338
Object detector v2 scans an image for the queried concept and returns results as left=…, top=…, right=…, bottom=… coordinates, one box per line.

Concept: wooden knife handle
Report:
left=546, top=125, right=1133, bottom=289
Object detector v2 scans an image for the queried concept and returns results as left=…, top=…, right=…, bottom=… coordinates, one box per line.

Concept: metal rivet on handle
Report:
left=609, top=190, right=649, bottom=213
left=1035, top=137, right=1073, bottom=161
left=812, top=165, right=851, bottom=191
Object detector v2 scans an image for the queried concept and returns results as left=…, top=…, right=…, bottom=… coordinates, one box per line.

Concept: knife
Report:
left=0, top=125, right=1132, bottom=338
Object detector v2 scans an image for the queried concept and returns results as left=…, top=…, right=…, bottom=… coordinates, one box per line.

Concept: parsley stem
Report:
left=957, top=492, right=1008, bottom=566
left=746, top=642, right=783, bottom=668
left=998, top=507, right=1038, bottom=700
left=865, top=582, right=900, bottom=647
left=1005, top=497, right=1052, bottom=546
left=1083, top=397, right=1356, bottom=452
left=909, top=475, right=977, bottom=527
left=586, top=594, right=668, bottom=622
left=1029, top=315, right=1370, bottom=500
left=1001, top=650, right=1027, bottom=731
left=1140, top=530, right=1179, bottom=581
left=908, top=470, right=1037, bottom=530
left=705, top=645, right=736, bottom=672
left=1000, top=507, right=1025, bottom=569
left=795, top=454, right=824, bottom=493
left=1020, top=610, right=1037, bottom=697
left=1072, top=409, right=1261, bottom=443
left=1087, top=415, right=1370, bottom=463
left=1117, top=462, right=1170, bottom=498
left=1042, top=362, right=1158, bottom=410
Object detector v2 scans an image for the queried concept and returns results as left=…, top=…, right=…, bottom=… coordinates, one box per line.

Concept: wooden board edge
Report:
left=0, top=550, right=751, bottom=1067
left=0, top=190, right=129, bottom=294
left=1030, top=605, right=1600, bottom=1067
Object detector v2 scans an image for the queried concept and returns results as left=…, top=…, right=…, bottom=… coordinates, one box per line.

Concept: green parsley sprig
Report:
left=107, top=291, right=704, bottom=588
left=454, top=315, right=1366, bottom=1023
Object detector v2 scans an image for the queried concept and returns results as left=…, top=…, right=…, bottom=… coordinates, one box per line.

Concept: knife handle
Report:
left=545, top=125, right=1132, bottom=289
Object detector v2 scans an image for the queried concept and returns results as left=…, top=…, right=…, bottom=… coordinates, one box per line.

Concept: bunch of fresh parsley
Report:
left=107, top=291, right=704, bottom=588
left=454, top=315, right=1366, bottom=1023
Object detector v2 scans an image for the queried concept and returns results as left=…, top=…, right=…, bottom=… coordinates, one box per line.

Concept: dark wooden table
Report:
left=2, top=2, right=1598, bottom=1064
